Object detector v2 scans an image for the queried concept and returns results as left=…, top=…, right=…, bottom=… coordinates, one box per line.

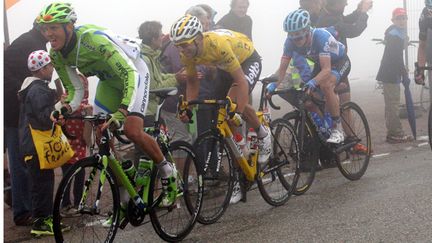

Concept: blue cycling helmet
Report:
left=426, top=0, right=432, bottom=8
left=283, top=9, right=311, bottom=33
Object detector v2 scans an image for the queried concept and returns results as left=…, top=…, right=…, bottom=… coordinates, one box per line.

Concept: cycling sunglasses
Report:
left=288, top=29, right=309, bottom=42
left=174, top=38, right=196, bottom=47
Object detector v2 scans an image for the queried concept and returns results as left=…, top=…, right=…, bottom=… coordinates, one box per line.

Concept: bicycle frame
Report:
left=78, top=96, right=176, bottom=215
left=78, top=128, right=147, bottom=214
left=273, top=89, right=360, bottom=154
left=180, top=97, right=260, bottom=182
left=217, top=103, right=259, bottom=182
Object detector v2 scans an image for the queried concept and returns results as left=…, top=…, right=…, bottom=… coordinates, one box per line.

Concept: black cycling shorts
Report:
left=311, top=55, right=351, bottom=94
left=214, top=50, right=262, bottom=99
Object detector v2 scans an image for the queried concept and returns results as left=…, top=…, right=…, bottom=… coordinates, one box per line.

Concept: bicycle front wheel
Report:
left=149, top=141, right=203, bottom=242
left=190, top=129, right=234, bottom=225
left=53, top=156, right=120, bottom=243
left=257, top=118, right=299, bottom=206
left=338, top=102, right=371, bottom=180
left=283, top=111, right=317, bottom=195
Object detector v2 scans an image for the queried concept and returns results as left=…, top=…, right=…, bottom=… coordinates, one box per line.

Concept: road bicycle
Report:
left=52, top=88, right=203, bottom=242
left=179, top=78, right=299, bottom=225
left=270, top=85, right=371, bottom=195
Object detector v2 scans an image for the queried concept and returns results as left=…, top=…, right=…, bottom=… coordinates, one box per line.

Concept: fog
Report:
left=5, top=0, right=422, bottom=92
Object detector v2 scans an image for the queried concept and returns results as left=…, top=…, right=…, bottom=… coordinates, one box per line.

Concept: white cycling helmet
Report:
left=27, top=50, right=51, bottom=72
left=170, top=15, right=203, bottom=45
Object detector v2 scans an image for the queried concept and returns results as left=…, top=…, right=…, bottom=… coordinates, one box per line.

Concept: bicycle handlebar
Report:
left=267, top=88, right=292, bottom=110
left=178, top=95, right=237, bottom=117
left=62, top=114, right=131, bottom=144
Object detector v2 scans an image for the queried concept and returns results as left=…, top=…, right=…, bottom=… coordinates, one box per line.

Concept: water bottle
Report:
left=234, top=126, right=248, bottom=158
left=135, top=159, right=153, bottom=187
left=247, top=128, right=257, bottom=155
left=323, top=112, right=333, bottom=132
left=310, top=112, right=323, bottom=130
left=231, top=113, right=243, bottom=127
left=310, top=112, right=330, bottom=137
left=121, top=160, right=136, bottom=183
left=262, top=107, right=271, bottom=124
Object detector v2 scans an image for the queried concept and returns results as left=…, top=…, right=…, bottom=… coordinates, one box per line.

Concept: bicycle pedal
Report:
left=119, top=218, right=129, bottom=229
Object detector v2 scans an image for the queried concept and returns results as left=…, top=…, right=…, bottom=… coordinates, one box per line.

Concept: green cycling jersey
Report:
left=50, top=24, right=140, bottom=114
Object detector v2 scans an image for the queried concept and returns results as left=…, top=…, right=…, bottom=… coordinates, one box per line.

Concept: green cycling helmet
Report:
left=37, top=2, right=77, bottom=24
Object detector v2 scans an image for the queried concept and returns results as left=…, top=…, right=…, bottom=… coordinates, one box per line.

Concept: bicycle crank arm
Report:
left=334, top=140, right=359, bottom=154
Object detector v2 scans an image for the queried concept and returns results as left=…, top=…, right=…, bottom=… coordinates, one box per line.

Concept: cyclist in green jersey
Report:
left=37, top=3, right=178, bottom=212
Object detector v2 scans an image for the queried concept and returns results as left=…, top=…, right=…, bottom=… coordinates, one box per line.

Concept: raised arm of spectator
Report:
left=337, top=11, right=368, bottom=38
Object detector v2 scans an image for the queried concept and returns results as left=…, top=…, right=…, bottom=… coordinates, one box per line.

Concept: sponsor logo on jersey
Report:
left=140, top=73, right=150, bottom=112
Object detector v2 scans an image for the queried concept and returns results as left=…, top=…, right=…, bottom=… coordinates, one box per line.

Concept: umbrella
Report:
left=402, top=73, right=416, bottom=139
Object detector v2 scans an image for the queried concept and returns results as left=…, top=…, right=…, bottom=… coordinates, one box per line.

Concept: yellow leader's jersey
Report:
left=181, top=29, right=255, bottom=75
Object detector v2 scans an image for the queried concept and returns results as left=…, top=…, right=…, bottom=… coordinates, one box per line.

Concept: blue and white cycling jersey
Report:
left=282, top=28, right=346, bottom=64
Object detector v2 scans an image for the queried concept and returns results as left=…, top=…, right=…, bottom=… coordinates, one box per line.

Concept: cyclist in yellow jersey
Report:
left=170, top=15, right=272, bottom=165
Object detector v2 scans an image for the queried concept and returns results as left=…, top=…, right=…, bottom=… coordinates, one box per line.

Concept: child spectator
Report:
left=18, top=50, right=70, bottom=236
left=376, top=8, right=414, bottom=143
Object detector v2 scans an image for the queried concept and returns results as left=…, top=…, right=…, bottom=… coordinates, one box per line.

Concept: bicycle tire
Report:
left=337, top=102, right=371, bottom=180
left=149, top=141, right=203, bottom=242
left=53, top=156, right=120, bottom=243
left=282, top=111, right=317, bottom=195
left=188, top=129, right=234, bottom=225
left=256, top=118, right=299, bottom=206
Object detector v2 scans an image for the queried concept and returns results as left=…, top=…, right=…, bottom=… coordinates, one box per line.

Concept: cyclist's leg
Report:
left=223, top=53, right=272, bottom=163
left=126, top=58, right=178, bottom=205
left=334, top=56, right=352, bottom=137
left=324, top=57, right=351, bottom=143
left=337, top=78, right=353, bottom=137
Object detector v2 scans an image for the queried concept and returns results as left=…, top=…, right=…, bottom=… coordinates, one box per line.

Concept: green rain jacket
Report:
left=140, top=43, right=178, bottom=116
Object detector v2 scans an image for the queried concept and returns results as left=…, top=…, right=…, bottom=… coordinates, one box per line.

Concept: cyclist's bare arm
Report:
left=227, top=67, right=250, bottom=113
left=277, top=56, right=291, bottom=85
left=185, top=66, right=201, bottom=101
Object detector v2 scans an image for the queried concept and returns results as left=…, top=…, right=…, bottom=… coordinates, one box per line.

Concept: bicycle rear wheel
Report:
left=283, top=111, right=317, bottom=195
left=53, top=156, right=120, bottom=243
left=149, top=141, right=203, bottom=242
left=257, top=118, right=299, bottom=206
left=189, top=129, right=234, bottom=225
left=337, top=102, right=371, bottom=180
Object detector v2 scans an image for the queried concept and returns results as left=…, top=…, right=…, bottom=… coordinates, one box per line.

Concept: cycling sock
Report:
left=156, top=158, right=173, bottom=178
left=256, top=125, right=268, bottom=139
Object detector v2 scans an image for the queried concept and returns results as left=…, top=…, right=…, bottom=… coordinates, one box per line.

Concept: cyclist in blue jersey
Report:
left=268, top=9, right=351, bottom=144
left=415, top=0, right=432, bottom=84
